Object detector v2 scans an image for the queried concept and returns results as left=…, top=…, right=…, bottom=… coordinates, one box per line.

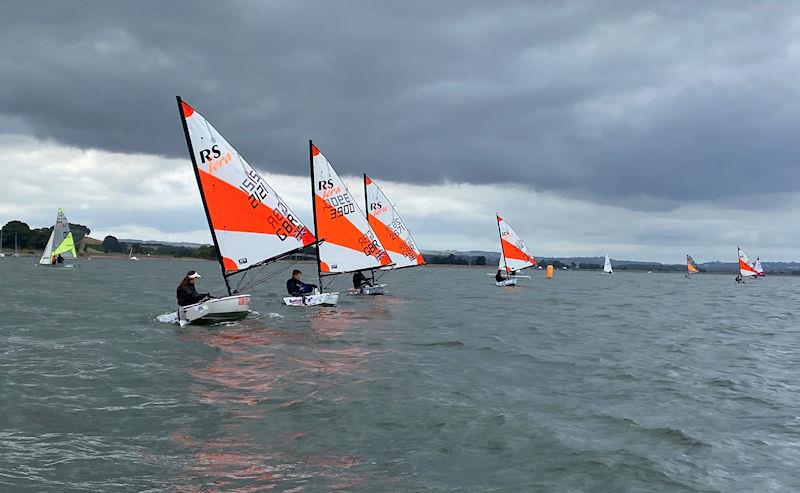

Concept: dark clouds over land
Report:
left=2, top=1, right=800, bottom=208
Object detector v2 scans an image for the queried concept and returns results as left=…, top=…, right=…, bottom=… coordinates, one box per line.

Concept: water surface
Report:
left=1, top=257, right=798, bottom=491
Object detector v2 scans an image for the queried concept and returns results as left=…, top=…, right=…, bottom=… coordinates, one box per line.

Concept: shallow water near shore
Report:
left=1, top=257, right=799, bottom=492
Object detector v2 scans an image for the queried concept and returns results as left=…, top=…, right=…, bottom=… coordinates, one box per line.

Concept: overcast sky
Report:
left=1, top=1, right=799, bottom=262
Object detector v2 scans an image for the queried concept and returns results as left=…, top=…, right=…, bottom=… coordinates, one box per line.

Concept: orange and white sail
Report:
left=178, top=98, right=315, bottom=274
left=496, top=214, right=537, bottom=272
left=738, top=246, right=758, bottom=277
left=686, top=254, right=700, bottom=274
left=364, top=175, right=425, bottom=270
left=311, top=143, right=391, bottom=274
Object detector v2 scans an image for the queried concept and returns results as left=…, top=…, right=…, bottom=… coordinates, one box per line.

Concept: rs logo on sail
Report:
left=199, top=144, right=233, bottom=174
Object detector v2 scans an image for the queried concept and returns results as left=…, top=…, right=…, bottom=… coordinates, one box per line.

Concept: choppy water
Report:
left=1, top=257, right=799, bottom=492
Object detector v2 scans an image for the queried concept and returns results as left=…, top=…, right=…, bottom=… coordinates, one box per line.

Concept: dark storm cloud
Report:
left=2, top=1, right=800, bottom=207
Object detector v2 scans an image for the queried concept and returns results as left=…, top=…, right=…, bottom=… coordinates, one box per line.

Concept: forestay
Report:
left=311, top=144, right=390, bottom=274
left=179, top=99, right=315, bottom=275
left=38, top=209, right=77, bottom=264
left=364, top=175, right=425, bottom=269
left=496, top=214, right=536, bottom=272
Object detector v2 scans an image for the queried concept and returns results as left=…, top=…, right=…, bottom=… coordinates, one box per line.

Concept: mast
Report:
left=496, top=213, right=509, bottom=273
left=176, top=96, right=232, bottom=296
left=310, top=139, right=323, bottom=289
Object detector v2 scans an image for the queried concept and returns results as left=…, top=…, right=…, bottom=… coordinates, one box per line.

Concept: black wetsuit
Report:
left=56, top=255, right=64, bottom=264
left=495, top=271, right=504, bottom=282
left=353, top=271, right=372, bottom=289
left=177, top=283, right=208, bottom=306
left=287, top=278, right=315, bottom=296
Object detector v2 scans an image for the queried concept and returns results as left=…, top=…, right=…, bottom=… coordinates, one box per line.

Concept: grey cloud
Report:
left=2, top=1, right=800, bottom=208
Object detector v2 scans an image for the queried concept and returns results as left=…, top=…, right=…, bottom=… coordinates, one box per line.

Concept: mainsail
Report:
left=311, top=142, right=391, bottom=276
left=38, top=209, right=77, bottom=265
left=364, top=175, right=425, bottom=270
left=686, top=254, right=700, bottom=274
left=754, top=257, right=765, bottom=277
left=177, top=97, right=316, bottom=293
left=738, top=246, right=758, bottom=278
left=496, top=215, right=536, bottom=272
left=603, top=254, right=613, bottom=273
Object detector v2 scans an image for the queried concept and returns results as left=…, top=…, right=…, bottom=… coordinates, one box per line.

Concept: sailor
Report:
left=287, top=269, right=316, bottom=296
left=56, top=254, right=64, bottom=264
left=495, top=269, right=505, bottom=282
left=735, top=274, right=743, bottom=283
left=177, top=271, right=212, bottom=306
left=352, top=271, right=373, bottom=289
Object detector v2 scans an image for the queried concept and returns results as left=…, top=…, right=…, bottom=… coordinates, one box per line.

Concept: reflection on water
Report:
left=173, top=311, right=372, bottom=490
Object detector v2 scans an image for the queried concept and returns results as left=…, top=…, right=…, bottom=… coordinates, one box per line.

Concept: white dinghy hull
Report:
left=347, top=284, right=387, bottom=296
left=282, top=291, right=339, bottom=307
left=158, top=294, right=251, bottom=326
left=495, top=278, right=518, bottom=287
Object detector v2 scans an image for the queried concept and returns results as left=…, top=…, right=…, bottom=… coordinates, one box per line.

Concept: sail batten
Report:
left=496, top=215, right=536, bottom=272
left=364, top=175, right=425, bottom=270
left=311, top=143, right=390, bottom=274
left=178, top=98, right=315, bottom=278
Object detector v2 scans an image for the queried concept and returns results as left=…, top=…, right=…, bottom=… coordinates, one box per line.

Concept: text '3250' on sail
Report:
left=311, top=144, right=390, bottom=273
left=178, top=98, right=315, bottom=273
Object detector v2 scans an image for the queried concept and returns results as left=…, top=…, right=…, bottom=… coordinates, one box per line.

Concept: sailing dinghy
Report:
left=37, top=209, right=78, bottom=268
left=0, top=227, right=4, bottom=258
left=13, top=233, right=21, bottom=257
left=492, top=214, right=536, bottom=286
left=284, top=142, right=391, bottom=304
left=737, top=246, right=758, bottom=282
left=686, top=254, right=700, bottom=276
left=162, top=97, right=318, bottom=324
left=754, top=257, right=765, bottom=277
left=358, top=174, right=425, bottom=294
left=603, top=254, right=613, bottom=274
left=128, top=247, right=139, bottom=261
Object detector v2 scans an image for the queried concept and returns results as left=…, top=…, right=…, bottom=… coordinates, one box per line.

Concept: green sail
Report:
left=52, top=231, right=77, bottom=258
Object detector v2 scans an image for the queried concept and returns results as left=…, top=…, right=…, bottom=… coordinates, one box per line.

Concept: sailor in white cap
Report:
left=176, top=270, right=213, bottom=306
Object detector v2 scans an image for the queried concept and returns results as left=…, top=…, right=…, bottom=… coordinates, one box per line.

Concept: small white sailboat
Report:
left=0, top=227, right=5, bottom=258
left=491, top=214, right=536, bottom=286
left=754, top=257, right=765, bottom=277
left=737, top=246, right=758, bottom=282
left=37, top=209, right=78, bottom=268
left=603, top=254, right=613, bottom=274
left=283, top=142, right=391, bottom=306
left=356, top=174, right=426, bottom=295
left=128, top=246, right=140, bottom=261
left=160, top=97, right=318, bottom=324
left=13, top=233, right=21, bottom=257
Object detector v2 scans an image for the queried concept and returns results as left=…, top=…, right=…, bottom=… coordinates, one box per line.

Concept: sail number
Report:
left=240, top=169, right=269, bottom=209
left=270, top=201, right=304, bottom=241
left=326, top=193, right=355, bottom=219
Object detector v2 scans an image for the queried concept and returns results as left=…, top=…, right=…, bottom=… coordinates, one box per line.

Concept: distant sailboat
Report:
left=603, top=254, right=613, bottom=274
left=37, top=209, right=78, bottom=268
left=753, top=257, right=765, bottom=277
left=0, top=227, right=4, bottom=258
left=493, top=214, right=536, bottom=286
left=737, top=246, right=758, bottom=282
left=284, top=142, right=391, bottom=305
left=360, top=174, right=425, bottom=294
left=686, top=254, right=700, bottom=276
left=162, top=97, right=318, bottom=324
left=128, top=246, right=140, bottom=261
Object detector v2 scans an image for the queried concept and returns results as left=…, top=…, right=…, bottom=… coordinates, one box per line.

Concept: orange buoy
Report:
left=546, top=264, right=554, bottom=279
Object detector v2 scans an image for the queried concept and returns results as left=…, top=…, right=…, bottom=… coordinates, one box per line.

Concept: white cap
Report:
left=188, top=272, right=202, bottom=279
